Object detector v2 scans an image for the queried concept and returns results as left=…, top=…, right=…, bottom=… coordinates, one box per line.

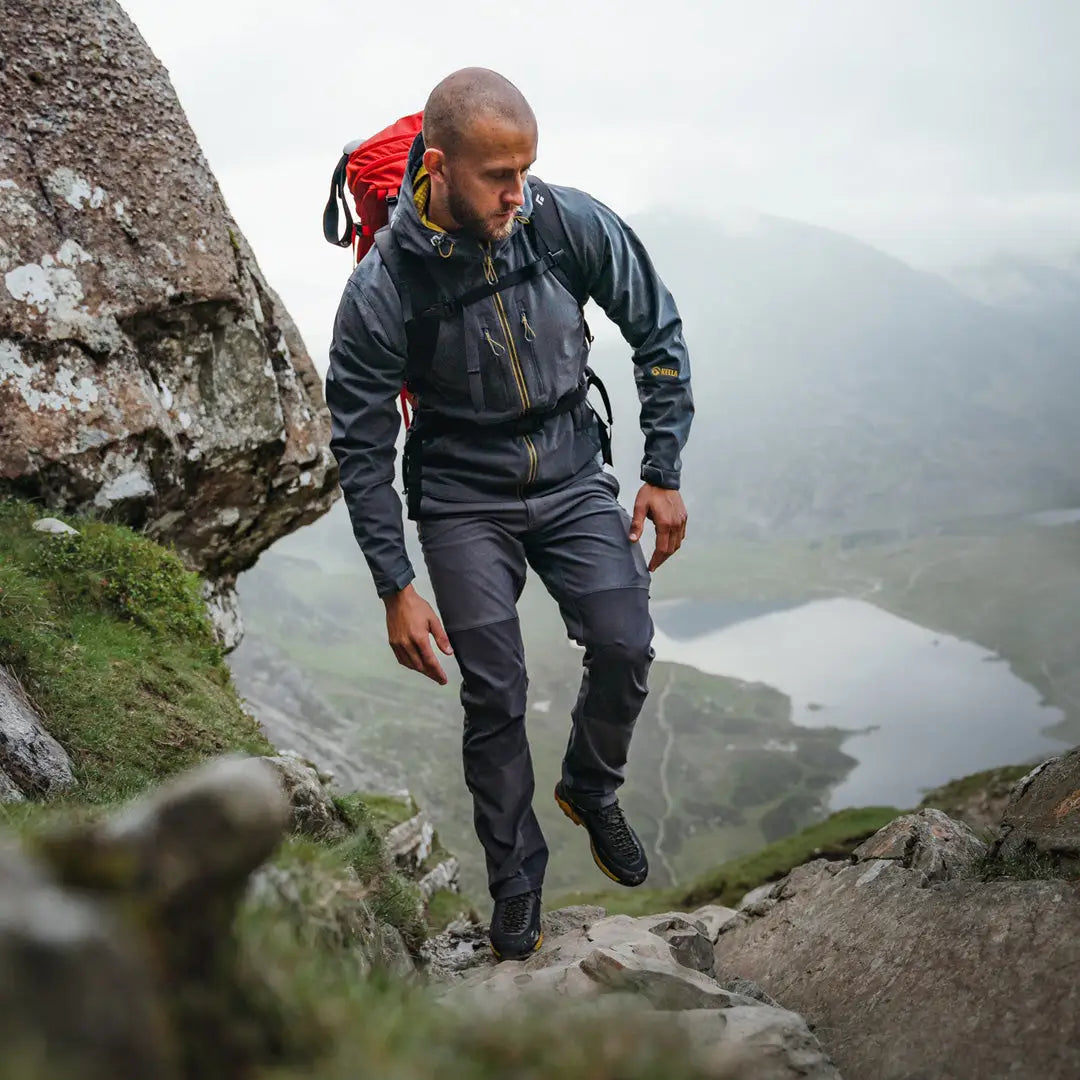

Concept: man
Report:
left=326, top=68, right=693, bottom=960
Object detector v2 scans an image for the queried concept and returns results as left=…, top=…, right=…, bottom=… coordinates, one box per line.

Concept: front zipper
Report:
left=482, top=245, right=539, bottom=487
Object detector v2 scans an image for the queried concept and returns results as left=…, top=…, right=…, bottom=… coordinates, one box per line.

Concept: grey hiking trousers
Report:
left=418, top=469, right=655, bottom=900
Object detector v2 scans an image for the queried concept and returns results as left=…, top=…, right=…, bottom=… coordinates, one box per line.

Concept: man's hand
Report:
left=383, top=584, right=453, bottom=685
left=629, top=484, right=688, bottom=572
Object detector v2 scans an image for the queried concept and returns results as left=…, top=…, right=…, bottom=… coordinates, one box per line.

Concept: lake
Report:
left=651, top=597, right=1067, bottom=810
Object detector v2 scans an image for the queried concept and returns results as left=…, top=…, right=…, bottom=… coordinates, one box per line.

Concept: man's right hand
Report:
left=383, top=584, right=453, bottom=685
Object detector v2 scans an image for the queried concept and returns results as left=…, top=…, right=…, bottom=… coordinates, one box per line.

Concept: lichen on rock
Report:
left=0, top=0, right=337, bottom=594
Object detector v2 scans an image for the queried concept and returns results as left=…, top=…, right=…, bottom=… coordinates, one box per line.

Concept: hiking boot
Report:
left=489, top=889, right=543, bottom=960
left=554, top=781, right=649, bottom=887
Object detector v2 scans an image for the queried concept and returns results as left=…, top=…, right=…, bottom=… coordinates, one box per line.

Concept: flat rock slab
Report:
left=715, top=855, right=1080, bottom=1080
left=438, top=909, right=839, bottom=1078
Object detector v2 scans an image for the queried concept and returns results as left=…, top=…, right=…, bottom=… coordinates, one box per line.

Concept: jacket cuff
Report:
left=641, top=464, right=681, bottom=491
left=375, top=564, right=416, bottom=599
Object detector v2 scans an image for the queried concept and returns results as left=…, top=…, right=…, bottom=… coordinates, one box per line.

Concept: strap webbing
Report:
left=417, top=250, right=563, bottom=320
left=323, top=152, right=353, bottom=248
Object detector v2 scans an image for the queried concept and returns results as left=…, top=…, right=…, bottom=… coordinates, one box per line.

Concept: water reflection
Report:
left=652, top=598, right=1066, bottom=809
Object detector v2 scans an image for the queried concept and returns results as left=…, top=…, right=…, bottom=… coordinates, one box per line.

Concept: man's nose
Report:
left=505, top=176, right=525, bottom=207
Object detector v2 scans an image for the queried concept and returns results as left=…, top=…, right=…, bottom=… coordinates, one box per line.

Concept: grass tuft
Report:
left=0, top=499, right=272, bottom=803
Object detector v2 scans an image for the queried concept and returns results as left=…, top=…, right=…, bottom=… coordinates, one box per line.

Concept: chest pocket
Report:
left=514, top=272, right=590, bottom=407
left=422, top=317, right=482, bottom=413
left=420, top=310, right=519, bottom=416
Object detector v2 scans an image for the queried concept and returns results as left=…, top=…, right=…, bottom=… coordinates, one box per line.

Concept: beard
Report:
left=447, top=184, right=518, bottom=243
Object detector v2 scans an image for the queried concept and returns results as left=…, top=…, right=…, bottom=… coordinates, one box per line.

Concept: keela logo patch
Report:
left=651, top=366, right=679, bottom=377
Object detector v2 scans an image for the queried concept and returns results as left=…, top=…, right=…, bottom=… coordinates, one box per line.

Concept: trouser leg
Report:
left=451, top=618, right=548, bottom=899
left=419, top=513, right=548, bottom=900
left=559, top=587, right=654, bottom=807
left=525, top=472, right=655, bottom=810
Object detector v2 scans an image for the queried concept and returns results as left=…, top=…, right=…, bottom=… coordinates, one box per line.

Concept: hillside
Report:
left=3, top=498, right=790, bottom=1079
left=588, top=211, right=1080, bottom=538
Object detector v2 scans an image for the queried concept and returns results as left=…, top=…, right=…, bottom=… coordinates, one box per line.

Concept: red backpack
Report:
left=323, top=111, right=423, bottom=262
left=322, top=111, right=606, bottom=454
left=322, top=111, right=423, bottom=425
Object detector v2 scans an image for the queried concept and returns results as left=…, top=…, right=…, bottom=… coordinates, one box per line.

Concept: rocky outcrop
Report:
left=713, top=807, right=1080, bottom=1080
left=0, top=0, right=337, bottom=591
left=994, top=748, right=1080, bottom=868
left=262, top=751, right=351, bottom=843
left=427, top=907, right=840, bottom=1079
left=0, top=841, right=177, bottom=1079
left=0, top=664, right=76, bottom=798
left=5, top=756, right=290, bottom=1078
left=849, top=806, right=987, bottom=882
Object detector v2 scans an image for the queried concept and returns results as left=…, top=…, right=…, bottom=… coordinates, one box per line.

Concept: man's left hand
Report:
left=629, top=484, right=688, bottom=572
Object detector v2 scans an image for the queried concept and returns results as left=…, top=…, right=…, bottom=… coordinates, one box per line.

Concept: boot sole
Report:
left=491, top=931, right=543, bottom=961
left=554, top=785, right=646, bottom=888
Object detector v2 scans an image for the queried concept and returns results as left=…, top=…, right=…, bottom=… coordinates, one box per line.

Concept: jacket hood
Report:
left=390, top=131, right=535, bottom=262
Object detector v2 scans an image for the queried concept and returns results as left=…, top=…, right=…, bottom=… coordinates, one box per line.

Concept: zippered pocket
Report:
left=519, top=308, right=548, bottom=401
left=473, top=322, right=516, bottom=413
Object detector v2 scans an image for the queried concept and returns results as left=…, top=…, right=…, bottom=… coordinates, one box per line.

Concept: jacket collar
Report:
left=390, top=131, right=534, bottom=262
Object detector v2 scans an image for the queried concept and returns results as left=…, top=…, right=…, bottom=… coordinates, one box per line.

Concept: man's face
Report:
left=435, top=116, right=537, bottom=243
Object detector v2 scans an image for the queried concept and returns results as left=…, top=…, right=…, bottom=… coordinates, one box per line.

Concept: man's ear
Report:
left=423, top=147, right=448, bottom=185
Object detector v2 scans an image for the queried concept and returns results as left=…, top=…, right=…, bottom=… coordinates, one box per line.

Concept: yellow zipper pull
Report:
left=483, top=244, right=498, bottom=285
left=484, top=329, right=505, bottom=356
left=521, top=311, right=537, bottom=341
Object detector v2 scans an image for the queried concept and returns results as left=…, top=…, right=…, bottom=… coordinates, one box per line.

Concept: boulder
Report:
left=0, top=0, right=337, bottom=586
left=35, top=755, right=294, bottom=1076
left=0, top=843, right=177, bottom=1079
left=201, top=577, right=245, bottom=652
left=0, top=664, right=76, bottom=797
left=994, top=748, right=1080, bottom=867
left=714, top=821, right=1080, bottom=1079
left=40, top=755, right=289, bottom=904
left=850, top=806, right=987, bottom=882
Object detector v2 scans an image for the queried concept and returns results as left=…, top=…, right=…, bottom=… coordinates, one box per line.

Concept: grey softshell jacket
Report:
left=326, top=134, right=694, bottom=597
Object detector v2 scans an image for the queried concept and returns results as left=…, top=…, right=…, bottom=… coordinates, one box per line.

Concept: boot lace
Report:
left=497, top=892, right=534, bottom=935
left=596, top=803, right=639, bottom=859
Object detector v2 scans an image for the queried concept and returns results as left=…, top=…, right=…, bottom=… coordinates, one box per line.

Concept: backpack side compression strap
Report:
left=323, top=152, right=354, bottom=248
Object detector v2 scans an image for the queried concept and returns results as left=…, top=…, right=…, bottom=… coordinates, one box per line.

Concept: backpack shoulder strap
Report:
left=373, top=227, right=441, bottom=380
left=526, top=176, right=590, bottom=307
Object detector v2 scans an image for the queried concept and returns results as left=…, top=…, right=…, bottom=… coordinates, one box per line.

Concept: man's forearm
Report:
left=336, top=471, right=415, bottom=597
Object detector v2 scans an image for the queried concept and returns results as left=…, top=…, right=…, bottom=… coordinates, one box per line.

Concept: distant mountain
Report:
left=946, top=252, right=1080, bottom=344
left=588, top=212, right=1080, bottom=539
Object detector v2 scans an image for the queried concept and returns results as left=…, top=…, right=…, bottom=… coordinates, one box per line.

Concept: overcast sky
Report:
left=119, top=0, right=1080, bottom=371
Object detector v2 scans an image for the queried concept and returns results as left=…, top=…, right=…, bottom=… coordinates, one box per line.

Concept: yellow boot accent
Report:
left=491, top=931, right=543, bottom=961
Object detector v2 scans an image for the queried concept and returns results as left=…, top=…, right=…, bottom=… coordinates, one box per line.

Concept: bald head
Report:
left=423, top=68, right=536, bottom=159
